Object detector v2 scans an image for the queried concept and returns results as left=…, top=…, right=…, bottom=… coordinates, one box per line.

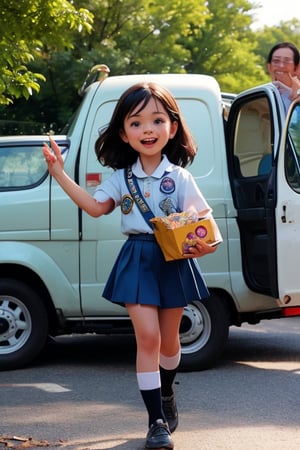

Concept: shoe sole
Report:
left=145, top=445, right=174, bottom=449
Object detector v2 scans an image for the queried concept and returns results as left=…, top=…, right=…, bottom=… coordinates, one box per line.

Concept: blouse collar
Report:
left=132, top=154, right=174, bottom=179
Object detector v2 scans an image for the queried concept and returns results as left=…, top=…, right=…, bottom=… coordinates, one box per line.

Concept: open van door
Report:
left=226, top=83, right=286, bottom=299
left=276, top=100, right=300, bottom=308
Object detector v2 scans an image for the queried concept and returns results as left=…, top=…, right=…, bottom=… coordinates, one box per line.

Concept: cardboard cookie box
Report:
left=150, top=211, right=222, bottom=261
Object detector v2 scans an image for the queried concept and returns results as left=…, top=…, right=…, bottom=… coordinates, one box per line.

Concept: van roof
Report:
left=87, top=73, right=223, bottom=116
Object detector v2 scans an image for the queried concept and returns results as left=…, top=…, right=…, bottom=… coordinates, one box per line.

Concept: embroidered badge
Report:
left=121, top=194, right=134, bottom=214
left=160, top=176, right=175, bottom=194
left=159, top=197, right=178, bottom=215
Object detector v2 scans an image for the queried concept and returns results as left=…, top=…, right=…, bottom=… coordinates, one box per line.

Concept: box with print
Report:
left=150, top=211, right=222, bottom=261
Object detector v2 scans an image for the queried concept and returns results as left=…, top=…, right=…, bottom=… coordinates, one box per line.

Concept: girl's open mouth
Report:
left=141, top=138, right=157, bottom=145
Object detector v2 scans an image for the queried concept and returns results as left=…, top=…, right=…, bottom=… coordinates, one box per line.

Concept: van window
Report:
left=233, top=97, right=272, bottom=177
left=179, top=99, right=214, bottom=178
left=0, top=145, right=47, bottom=189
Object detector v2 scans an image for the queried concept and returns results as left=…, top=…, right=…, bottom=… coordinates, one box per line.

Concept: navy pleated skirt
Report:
left=103, top=234, right=210, bottom=308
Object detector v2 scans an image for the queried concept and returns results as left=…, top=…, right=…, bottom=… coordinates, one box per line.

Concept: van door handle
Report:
left=281, top=204, right=286, bottom=223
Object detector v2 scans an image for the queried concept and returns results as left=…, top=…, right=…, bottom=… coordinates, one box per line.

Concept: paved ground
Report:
left=2, top=318, right=300, bottom=449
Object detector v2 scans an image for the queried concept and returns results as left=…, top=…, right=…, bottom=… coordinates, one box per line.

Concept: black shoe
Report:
left=145, top=419, right=174, bottom=449
left=162, top=395, right=178, bottom=433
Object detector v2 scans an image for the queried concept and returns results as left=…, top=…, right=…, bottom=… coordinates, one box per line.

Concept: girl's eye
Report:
left=154, top=118, right=164, bottom=124
left=130, top=121, right=140, bottom=127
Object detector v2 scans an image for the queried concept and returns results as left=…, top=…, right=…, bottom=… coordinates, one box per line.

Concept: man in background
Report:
left=267, top=41, right=300, bottom=114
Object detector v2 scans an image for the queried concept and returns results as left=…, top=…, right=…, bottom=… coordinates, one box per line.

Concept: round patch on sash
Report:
left=121, top=194, right=134, bottom=214
left=160, top=176, right=175, bottom=194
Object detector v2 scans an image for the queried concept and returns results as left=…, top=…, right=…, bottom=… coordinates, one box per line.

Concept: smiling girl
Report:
left=43, top=82, right=217, bottom=449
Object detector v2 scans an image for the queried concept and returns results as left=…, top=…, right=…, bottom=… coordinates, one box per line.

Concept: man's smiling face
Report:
left=267, top=47, right=296, bottom=87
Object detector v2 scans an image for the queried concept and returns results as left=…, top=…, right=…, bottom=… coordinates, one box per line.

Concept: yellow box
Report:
left=150, top=215, right=222, bottom=261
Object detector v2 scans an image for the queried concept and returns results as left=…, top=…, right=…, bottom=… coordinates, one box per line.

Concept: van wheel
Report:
left=0, top=279, right=48, bottom=371
left=179, top=293, right=229, bottom=371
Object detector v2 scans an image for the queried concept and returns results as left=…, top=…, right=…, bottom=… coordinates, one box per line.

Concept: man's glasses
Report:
left=271, top=58, right=294, bottom=66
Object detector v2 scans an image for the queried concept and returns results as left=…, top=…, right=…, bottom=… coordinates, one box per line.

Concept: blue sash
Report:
left=124, top=167, right=154, bottom=228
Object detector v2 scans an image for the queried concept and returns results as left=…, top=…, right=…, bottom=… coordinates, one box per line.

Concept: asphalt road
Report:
left=1, top=317, right=300, bottom=450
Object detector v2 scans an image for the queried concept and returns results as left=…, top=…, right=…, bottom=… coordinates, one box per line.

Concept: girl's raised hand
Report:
left=42, top=137, right=64, bottom=177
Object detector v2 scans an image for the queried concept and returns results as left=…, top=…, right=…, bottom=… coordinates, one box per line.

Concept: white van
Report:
left=0, top=69, right=299, bottom=371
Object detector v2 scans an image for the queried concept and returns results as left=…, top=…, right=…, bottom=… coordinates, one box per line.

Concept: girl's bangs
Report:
left=126, top=89, right=152, bottom=117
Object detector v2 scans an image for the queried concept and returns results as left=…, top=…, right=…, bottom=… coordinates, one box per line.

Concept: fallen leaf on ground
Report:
left=0, top=435, right=63, bottom=448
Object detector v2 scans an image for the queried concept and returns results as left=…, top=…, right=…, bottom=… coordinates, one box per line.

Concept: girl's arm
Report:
left=43, top=137, right=114, bottom=218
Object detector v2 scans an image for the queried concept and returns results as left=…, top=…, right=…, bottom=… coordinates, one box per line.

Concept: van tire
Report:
left=179, top=293, right=229, bottom=371
left=0, top=278, right=48, bottom=371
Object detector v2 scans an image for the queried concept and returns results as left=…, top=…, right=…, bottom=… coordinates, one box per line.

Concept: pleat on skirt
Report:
left=103, top=234, right=210, bottom=308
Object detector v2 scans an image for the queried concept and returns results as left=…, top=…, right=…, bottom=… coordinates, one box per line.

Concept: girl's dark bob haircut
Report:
left=95, top=82, right=197, bottom=169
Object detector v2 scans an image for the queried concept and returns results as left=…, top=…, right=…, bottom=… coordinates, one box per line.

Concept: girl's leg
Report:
left=127, top=303, right=161, bottom=371
left=159, top=307, right=183, bottom=359
left=159, top=307, right=184, bottom=432
left=126, top=304, right=175, bottom=448
left=126, top=304, right=164, bottom=426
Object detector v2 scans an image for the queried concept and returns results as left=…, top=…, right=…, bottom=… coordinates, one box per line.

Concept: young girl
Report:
left=43, top=82, right=217, bottom=449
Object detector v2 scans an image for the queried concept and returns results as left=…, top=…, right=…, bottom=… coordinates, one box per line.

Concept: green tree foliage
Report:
left=1, top=0, right=300, bottom=134
left=70, top=0, right=208, bottom=74
left=253, top=19, right=300, bottom=70
left=182, top=0, right=270, bottom=91
left=0, top=0, right=93, bottom=105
